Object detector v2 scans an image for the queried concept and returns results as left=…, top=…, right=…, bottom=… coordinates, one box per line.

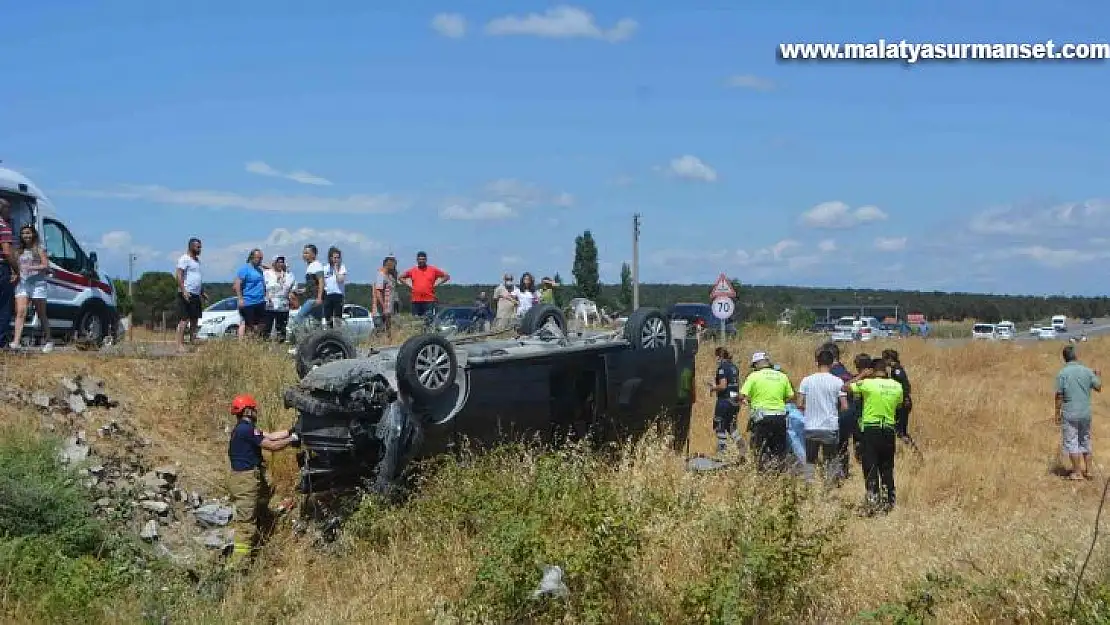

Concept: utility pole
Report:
left=632, top=213, right=641, bottom=310
left=128, top=253, right=137, bottom=299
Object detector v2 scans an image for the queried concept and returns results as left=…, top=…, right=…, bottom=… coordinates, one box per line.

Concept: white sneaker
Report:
left=7, top=342, right=18, bottom=350
left=42, top=342, right=54, bottom=353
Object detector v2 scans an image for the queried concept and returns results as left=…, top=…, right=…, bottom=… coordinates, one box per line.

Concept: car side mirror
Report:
left=88, top=252, right=98, bottom=271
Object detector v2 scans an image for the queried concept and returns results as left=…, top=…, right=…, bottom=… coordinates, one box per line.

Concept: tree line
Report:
left=113, top=229, right=1110, bottom=326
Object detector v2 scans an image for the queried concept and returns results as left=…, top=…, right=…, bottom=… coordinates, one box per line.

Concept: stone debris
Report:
left=140, top=519, right=159, bottom=541
left=194, top=504, right=234, bottom=527
left=60, top=432, right=89, bottom=464
left=140, top=500, right=171, bottom=515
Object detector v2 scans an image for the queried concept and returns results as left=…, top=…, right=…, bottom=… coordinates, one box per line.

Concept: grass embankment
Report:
left=2, top=329, right=1110, bottom=622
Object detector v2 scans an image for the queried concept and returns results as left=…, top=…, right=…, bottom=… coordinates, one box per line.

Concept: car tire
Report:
left=75, top=301, right=111, bottom=346
left=370, top=402, right=424, bottom=498
left=295, top=329, right=357, bottom=379
left=624, top=307, right=671, bottom=350
left=520, top=303, right=566, bottom=336
left=395, top=334, right=458, bottom=402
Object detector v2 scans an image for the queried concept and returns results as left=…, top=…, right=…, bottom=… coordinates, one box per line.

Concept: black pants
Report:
left=837, top=413, right=859, bottom=477
left=322, top=294, right=344, bottom=321
left=266, top=310, right=289, bottom=341
left=859, top=427, right=896, bottom=506
left=411, top=301, right=436, bottom=319
left=895, top=404, right=912, bottom=437
left=0, top=264, right=12, bottom=346
left=750, top=414, right=789, bottom=473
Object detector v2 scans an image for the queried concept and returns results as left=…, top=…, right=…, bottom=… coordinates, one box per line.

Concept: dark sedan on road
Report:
left=665, top=302, right=737, bottom=338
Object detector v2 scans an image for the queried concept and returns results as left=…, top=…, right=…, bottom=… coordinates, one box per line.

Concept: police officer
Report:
left=709, top=347, right=744, bottom=458
left=739, top=351, right=795, bottom=473
left=226, top=394, right=298, bottom=563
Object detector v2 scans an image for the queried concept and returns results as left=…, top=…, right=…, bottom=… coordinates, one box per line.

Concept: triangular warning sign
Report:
left=710, top=273, right=736, bottom=299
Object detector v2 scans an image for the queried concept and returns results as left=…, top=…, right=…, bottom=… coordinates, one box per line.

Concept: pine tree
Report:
left=572, top=231, right=600, bottom=300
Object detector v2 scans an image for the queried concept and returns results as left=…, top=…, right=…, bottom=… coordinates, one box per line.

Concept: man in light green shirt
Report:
left=740, top=351, right=794, bottom=473
left=1055, top=345, right=1102, bottom=481
left=845, top=357, right=903, bottom=514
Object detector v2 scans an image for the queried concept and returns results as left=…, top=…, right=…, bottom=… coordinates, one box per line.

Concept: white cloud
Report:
left=664, top=155, right=717, bottom=182
left=62, top=185, right=407, bottom=214
left=817, top=239, right=837, bottom=252
left=440, top=201, right=517, bottom=221
left=92, top=230, right=159, bottom=261
left=485, top=6, right=638, bottom=42
left=800, top=201, right=887, bottom=229
left=982, top=245, right=1110, bottom=269
left=245, top=161, right=332, bottom=186
left=484, top=178, right=574, bottom=208
left=969, top=199, right=1110, bottom=237
left=874, top=236, right=908, bottom=252
left=726, top=74, right=776, bottom=92
left=500, top=255, right=523, bottom=266
left=431, top=13, right=467, bottom=38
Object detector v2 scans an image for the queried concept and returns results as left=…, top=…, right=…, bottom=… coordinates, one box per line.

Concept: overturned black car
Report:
left=282, top=304, right=699, bottom=497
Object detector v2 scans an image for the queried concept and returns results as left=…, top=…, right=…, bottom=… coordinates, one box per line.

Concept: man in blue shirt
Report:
left=233, top=248, right=268, bottom=339
left=1055, top=345, right=1102, bottom=481
left=226, top=394, right=297, bottom=565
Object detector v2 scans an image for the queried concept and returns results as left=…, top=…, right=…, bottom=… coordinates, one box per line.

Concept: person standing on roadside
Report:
left=845, top=358, right=903, bottom=514
left=1055, top=345, right=1102, bottom=481
left=399, top=251, right=449, bottom=320
left=539, top=277, right=557, bottom=305
left=709, top=347, right=745, bottom=459
left=493, top=273, right=518, bottom=330
left=517, top=272, right=538, bottom=318
left=233, top=248, right=267, bottom=339
left=739, top=351, right=795, bottom=473
left=10, top=225, right=52, bottom=352
left=263, top=255, right=297, bottom=342
left=818, top=342, right=857, bottom=478
left=372, top=255, right=397, bottom=339
left=0, top=199, right=17, bottom=349
left=175, top=238, right=205, bottom=352
left=322, top=247, right=347, bottom=327
left=292, top=244, right=325, bottom=326
left=798, top=349, right=849, bottom=485
left=225, top=394, right=297, bottom=566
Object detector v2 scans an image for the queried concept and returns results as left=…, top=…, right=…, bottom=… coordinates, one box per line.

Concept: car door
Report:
left=455, top=362, right=552, bottom=447
left=598, top=346, right=679, bottom=443
left=41, top=218, right=88, bottom=327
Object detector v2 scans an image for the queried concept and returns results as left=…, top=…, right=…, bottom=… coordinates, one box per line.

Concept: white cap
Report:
left=751, top=351, right=768, bottom=365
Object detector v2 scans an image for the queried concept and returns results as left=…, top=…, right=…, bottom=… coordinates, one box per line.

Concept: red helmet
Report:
left=230, top=394, right=258, bottom=415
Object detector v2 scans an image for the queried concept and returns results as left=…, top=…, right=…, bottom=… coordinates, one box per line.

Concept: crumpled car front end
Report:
left=283, top=357, right=423, bottom=497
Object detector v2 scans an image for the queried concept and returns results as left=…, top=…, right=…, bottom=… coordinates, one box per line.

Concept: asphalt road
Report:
left=932, top=318, right=1110, bottom=347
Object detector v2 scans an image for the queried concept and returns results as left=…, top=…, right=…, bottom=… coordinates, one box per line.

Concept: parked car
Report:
left=1052, top=315, right=1068, bottom=333
left=972, top=323, right=997, bottom=340
left=665, top=302, right=737, bottom=338
left=1036, top=326, right=1057, bottom=340
left=995, top=325, right=1014, bottom=340
left=282, top=304, right=698, bottom=497
left=1, top=167, right=119, bottom=346
left=432, top=305, right=487, bottom=336
left=196, top=297, right=242, bottom=339
left=1083, top=317, right=1094, bottom=325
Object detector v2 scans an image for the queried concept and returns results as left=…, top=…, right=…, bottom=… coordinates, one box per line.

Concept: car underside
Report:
left=282, top=304, right=698, bottom=499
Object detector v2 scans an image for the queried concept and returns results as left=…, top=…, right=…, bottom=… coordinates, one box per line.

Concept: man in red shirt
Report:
left=399, top=251, right=449, bottom=319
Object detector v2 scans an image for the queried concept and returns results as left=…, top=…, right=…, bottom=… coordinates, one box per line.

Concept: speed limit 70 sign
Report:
left=711, top=296, right=735, bottom=320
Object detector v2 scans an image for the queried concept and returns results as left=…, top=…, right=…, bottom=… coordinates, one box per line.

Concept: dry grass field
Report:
left=2, top=326, right=1109, bottom=623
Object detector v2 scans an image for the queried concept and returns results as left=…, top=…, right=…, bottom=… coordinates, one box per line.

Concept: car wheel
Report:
left=624, top=307, right=671, bottom=350
left=395, top=334, right=457, bottom=401
left=520, top=303, right=566, bottom=336
left=295, top=329, right=357, bottom=378
left=75, top=302, right=110, bottom=346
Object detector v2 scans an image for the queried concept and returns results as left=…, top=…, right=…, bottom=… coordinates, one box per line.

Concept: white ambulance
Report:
left=1, top=167, right=119, bottom=345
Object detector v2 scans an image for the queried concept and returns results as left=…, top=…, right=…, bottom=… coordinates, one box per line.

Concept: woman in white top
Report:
left=322, top=246, right=347, bottom=326
left=516, top=272, right=538, bottom=317
left=263, top=255, right=298, bottom=342
left=10, top=224, right=52, bottom=352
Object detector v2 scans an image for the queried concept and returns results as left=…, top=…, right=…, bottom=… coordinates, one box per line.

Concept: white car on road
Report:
left=972, top=323, right=996, bottom=340
left=1036, top=326, right=1057, bottom=340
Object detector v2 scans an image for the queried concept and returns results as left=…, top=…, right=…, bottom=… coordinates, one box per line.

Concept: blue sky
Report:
left=4, top=1, right=1109, bottom=295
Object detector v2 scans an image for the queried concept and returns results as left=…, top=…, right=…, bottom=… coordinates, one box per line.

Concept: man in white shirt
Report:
left=322, top=246, right=348, bottom=327
left=293, top=244, right=325, bottom=325
left=174, top=237, right=205, bottom=351
left=263, top=255, right=297, bottom=342
left=796, top=348, right=849, bottom=485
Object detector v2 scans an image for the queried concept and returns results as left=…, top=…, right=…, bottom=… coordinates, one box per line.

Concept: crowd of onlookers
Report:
left=170, top=236, right=564, bottom=351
